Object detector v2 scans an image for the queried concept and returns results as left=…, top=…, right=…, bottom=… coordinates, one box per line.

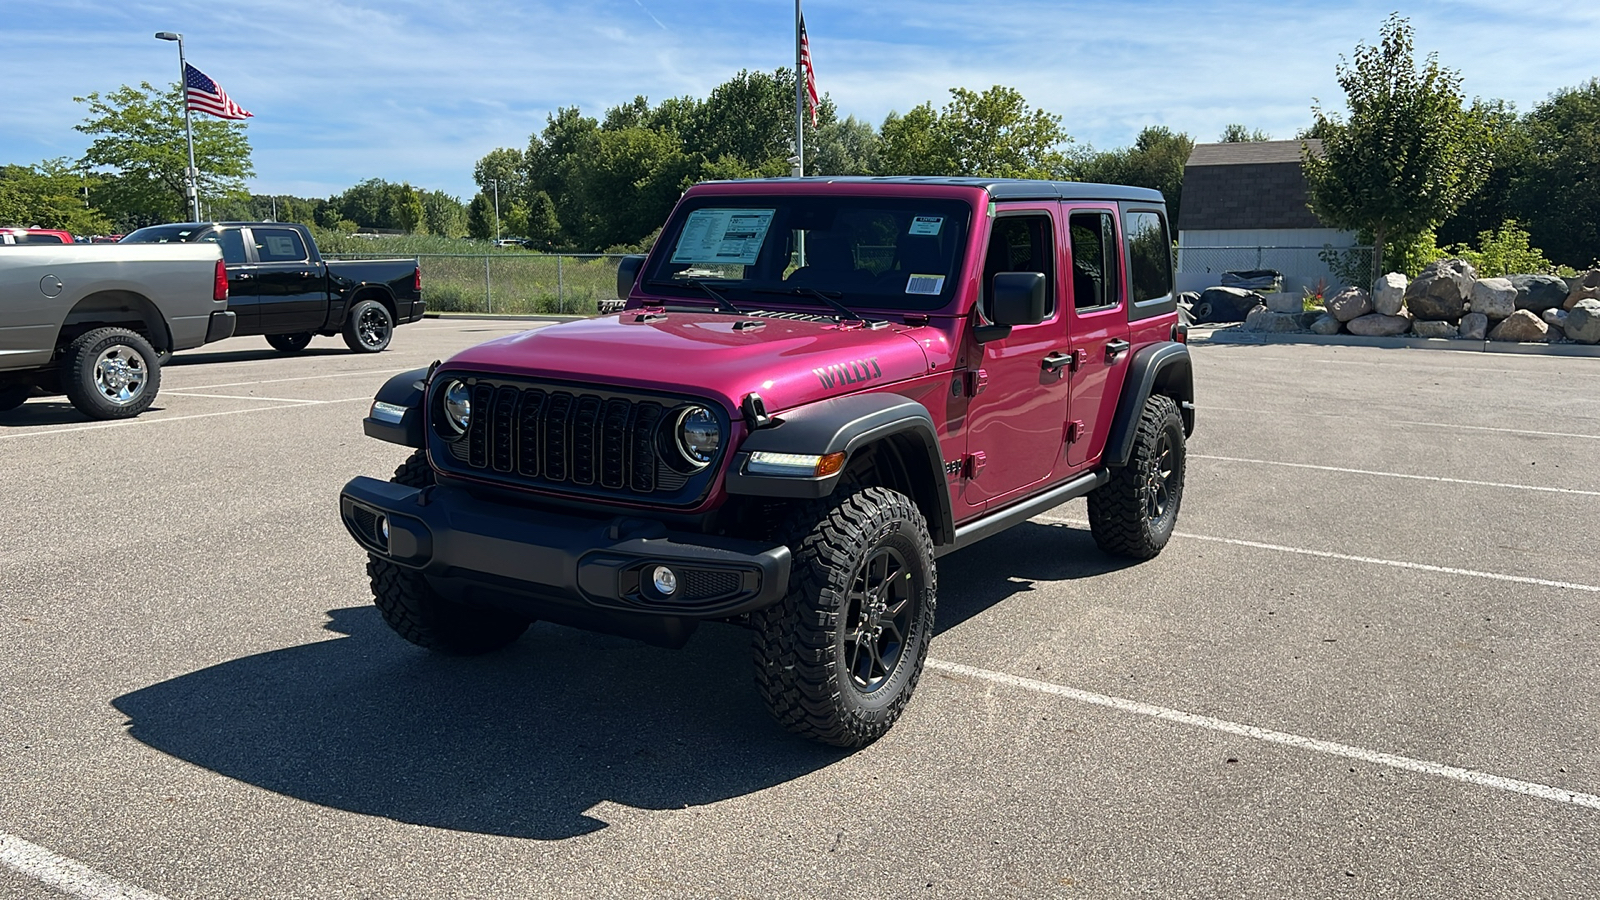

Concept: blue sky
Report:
left=3, top=0, right=1594, bottom=204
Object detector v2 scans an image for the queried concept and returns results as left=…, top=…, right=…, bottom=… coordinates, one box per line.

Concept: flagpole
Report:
left=794, top=0, right=804, bottom=179
left=155, top=32, right=201, bottom=221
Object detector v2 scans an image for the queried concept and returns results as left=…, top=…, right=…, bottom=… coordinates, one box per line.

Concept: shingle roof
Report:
left=1186, top=140, right=1323, bottom=167
left=1177, top=141, right=1327, bottom=232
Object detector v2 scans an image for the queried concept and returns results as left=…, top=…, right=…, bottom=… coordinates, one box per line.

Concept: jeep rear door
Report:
left=1062, top=206, right=1131, bottom=468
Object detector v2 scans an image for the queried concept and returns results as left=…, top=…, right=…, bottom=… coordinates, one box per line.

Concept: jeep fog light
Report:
left=651, top=565, right=678, bottom=596
left=747, top=451, right=847, bottom=477
left=377, top=516, right=390, bottom=546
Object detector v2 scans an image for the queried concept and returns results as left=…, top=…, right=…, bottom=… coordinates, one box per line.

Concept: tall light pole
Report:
left=155, top=31, right=201, bottom=222
left=487, top=179, right=501, bottom=241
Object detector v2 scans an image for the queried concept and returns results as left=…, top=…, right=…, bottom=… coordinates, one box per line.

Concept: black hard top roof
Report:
left=701, top=176, right=1165, bottom=204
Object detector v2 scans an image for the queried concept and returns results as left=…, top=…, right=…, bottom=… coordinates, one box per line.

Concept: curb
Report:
left=423, top=312, right=587, bottom=322
left=1191, top=326, right=1600, bottom=358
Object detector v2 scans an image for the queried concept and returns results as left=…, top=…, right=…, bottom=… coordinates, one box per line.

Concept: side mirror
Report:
left=991, top=271, right=1048, bottom=326
left=616, top=254, right=646, bottom=303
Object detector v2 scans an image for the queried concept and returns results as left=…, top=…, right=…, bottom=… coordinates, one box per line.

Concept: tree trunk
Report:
left=1371, top=224, right=1387, bottom=287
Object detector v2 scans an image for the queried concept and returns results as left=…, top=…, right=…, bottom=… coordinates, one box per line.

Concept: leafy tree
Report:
left=811, top=115, right=881, bottom=175
left=1219, top=124, right=1272, bottom=142
left=74, top=81, right=253, bottom=224
left=473, top=147, right=526, bottom=199
left=523, top=190, right=562, bottom=248
left=1073, top=126, right=1194, bottom=223
left=1302, top=14, right=1492, bottom=279
left=329, top=178, right=426, bottom=232
left=419, top=189, right=468, bottom=238
left=1442, top=220, right=1558, bottom=277
left=1515, top=78, right=1600, bottom=268
left=876, top=86, right=1071, bottom=178
left=1435, top=100, right=1527, bottom=248
left=0, top=160, right=111, bottom=233
left=466, top=193, right=495, bottom=241
left=877, top=103, right=944, bottom=175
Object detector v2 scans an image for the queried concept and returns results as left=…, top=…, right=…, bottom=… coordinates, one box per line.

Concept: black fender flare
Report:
left=1103, top=342, right=1194, bottom=468
left=724, top=392, right=954, bottom=546
left=362, top=366, right=431, bottom=447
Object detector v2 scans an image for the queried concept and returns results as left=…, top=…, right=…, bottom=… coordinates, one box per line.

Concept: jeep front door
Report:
left=962, top=208, right=1071, bottom=508
left=1063, top=207, right=1128, bottom=468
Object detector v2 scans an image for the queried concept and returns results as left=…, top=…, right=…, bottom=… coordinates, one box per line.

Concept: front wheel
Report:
left=751, top=486, right=937, bottom=748
left=1088, top=394, right=1186, bottom=559
left=61, top=327, right=161, bottom=420
left=343, top=299, right=393, bottom=353
left=366, top=450, right=530, bottom=654
left=266, top=332, right=313, bottom=354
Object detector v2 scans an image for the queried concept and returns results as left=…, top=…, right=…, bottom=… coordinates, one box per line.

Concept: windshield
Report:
left=120, top=224, right=212, bottom=243
left=645, top=195, right=973, bottom=312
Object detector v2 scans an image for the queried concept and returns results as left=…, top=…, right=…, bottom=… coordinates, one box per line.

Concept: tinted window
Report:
left=1068, top=211, right=1121, bottom=310
left=20, top=233, right=67, bottom=244
left=121, top=225, right=209, bottom=243
left=1126, top=211, right=1173, bottom=303
left=202, top=229, right=248, bottom=264
left=254, top=228, right=307, bottom=262
left=981, top=214, right=1055, bottom=319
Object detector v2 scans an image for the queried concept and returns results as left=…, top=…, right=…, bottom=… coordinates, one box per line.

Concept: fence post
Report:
left=483, top=254, right=492, bottom=314
left=557, top=256, right=565, bottom=314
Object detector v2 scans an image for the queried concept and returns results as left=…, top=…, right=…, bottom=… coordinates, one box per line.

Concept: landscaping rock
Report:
left=1459, top=313, right=1488, bottom=340
left=1264, top=291, right=1303, bottom=313
left=1403, top=258, right=1475, bottom=320
left=1325, top=286, right=1372, bottom=322
left=1346, top=313, right=1412, bottom=336
left=1372, top=273, right=1408, bottom=316
left=1412, top=320, right=1457, bottom=338
left=1242, top=305, right=1305, bottom=333
left=1470, top=277, right=1517, bottom=319
left=1508, top=274, right=1570, bottom=314
left=1194, top=286, right=1264, bottom=324
left=1565, top=269, right=1600, bottom=310
left=1488, top=309, right=1549, bottom=342
left=1309, top=313, right=1341, bottom=335
left=1565, top=299, right=1600, bottom=344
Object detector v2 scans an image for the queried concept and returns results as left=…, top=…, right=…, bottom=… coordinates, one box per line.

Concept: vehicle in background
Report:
left=120, top=222, right=423, bottom=354
left=0, top=243, right=234, bottom=418
left=1, top=228, right=76, bottom=245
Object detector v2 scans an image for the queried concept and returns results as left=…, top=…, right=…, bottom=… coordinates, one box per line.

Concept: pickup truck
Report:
left=0, top=243, right=234, bottom=418
left=120, top=222, right=424, bottom=353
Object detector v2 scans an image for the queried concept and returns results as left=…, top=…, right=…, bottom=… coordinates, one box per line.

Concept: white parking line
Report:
left=925, top=660, right=1600, bottom=812
left=1193, top=454, right=1600, bottom=496
left=161, top=392, right=321, bottom=404
left=0, top=398, right=370, bottom=440
left=0, top=832, right=172, bottom=900
left=166, top=365, right=426, bottom=392
left=1204, top=405, right=1600, bottom=441
left=1040, top=516, right=1600, bottom=594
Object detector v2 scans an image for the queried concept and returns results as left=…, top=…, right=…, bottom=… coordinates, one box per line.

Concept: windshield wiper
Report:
left=645, top=278, right=746, bottom=315
left=751, top=287, right=883, bottom=325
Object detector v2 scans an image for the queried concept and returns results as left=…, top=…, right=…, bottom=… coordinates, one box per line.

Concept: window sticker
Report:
left=669, top=208, right=776, bottom=266
left=908, top=216, right=944, bottom=236
left=905, top=274, right=946, bottom=295
left=264, top=235, right=300, bottom=258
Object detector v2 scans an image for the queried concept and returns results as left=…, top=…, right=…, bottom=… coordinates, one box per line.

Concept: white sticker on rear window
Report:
left=669, top=208, right=776, bottom=266
left=906, top=274, right=945, bottom=295
left=908, top=216, right=943, bottom=236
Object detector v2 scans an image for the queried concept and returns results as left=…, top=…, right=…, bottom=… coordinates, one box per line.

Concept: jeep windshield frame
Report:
left=642, top=194, right=974, bottom=313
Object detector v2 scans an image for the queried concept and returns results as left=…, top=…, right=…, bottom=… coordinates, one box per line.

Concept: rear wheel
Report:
left=266, top=332, right=313, bottom=354
left=343, top=299, right=393, bottom=353
left=61, top=327, right=160, bottom=420
left=367, top=450, right=530, bottom=654
left=1088, top=394, right=1186, bottom=559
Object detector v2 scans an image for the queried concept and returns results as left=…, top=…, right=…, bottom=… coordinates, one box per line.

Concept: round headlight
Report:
left=442, top=380, right=472, bottom=434
left=674, top=406, right=721, bottom=467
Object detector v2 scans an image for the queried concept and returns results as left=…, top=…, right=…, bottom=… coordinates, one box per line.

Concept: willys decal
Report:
left=813, top=357, right=882, bottom=390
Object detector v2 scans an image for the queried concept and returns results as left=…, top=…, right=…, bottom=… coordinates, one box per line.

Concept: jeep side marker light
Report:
left=370, top=400, right=408, bottom=423
left=747, top=451, right=847, bottom=477
left=651, top=565, right=678, bottom=596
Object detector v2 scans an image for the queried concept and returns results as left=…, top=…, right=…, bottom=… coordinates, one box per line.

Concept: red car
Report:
left=0, top=228, right=77, bottom=245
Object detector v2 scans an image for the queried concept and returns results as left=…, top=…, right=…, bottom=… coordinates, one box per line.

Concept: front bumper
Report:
left=339, top=476, right=791, bottom=622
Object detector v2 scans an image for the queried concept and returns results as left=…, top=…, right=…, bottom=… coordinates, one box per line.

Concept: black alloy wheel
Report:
left=343, top=299, right=393, bottom=353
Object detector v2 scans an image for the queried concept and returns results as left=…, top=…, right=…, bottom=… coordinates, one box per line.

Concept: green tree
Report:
left=876, top=86, right=1071, bottom=178
left=1074, top=126, right=1194, bottom=223
left=419, top=189, right=468, bottom=238
left=74, top=81, right=253, bottom=224
left=1302, top=14, right=1492, bottom=279
left=1436, top=100, right=1526, bottom=247
left=466, top=192, right=495, bottom=240
left=0, top=160, right=111, bottom=233
left=473, top=147, right=526, bottom=200
left=1515, top=79, right=1600, bottom=268
left=811, top=115, right=881, bottom=175
left=1219, top=124, right=1272, bottom=142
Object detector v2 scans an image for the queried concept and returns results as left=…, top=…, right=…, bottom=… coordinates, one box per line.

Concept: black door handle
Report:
left=1106, top=339, right=1131, bottom=360
left=1041, top=351, right=1072, bottom=372
left=235, top=273, right=252, bottom=281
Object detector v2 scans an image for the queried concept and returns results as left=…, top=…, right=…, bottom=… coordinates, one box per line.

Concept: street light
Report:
left=155, top=31, right=201, bottom=222
left=486, top=179, right=501, bottom=241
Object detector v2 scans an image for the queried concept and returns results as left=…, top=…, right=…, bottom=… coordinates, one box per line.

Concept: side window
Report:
left=253, top=228, right=308, bottom=263
left=981, top=214, right=1055, bottom=320
left=204, top=229, right=248, bottom=264
left=1068, top=211, right=1122, bottom=310
left=1126, top=211, right=1173, bottom=303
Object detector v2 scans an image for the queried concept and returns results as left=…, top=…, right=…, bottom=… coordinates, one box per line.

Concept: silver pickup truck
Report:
left=0, top=244, right=235, bottom=419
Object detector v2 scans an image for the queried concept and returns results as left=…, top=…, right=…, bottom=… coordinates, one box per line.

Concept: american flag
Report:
left=184, top=63, right=252, bottom=120
left=799, top=14, right=819, bottom=127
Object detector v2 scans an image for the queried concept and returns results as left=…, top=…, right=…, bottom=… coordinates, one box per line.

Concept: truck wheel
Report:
left=751, top=486, right=937, bottom=748
left=266, top=332, right=313, bottom=354
left=61, top=327, right=161, bottom=420
left=366, top=450, right=530, bottom=654
left=0, top=385, right=29, bottom=412
left=343, top=299, right=393, bottom=353
left=1088, top=394, right=1186, bottom=559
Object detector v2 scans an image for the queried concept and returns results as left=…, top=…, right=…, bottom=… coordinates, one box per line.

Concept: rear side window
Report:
left=1068, top=211, right=1121, bottom=310
left=1126, top=211, right=1174, bottom=303
left=253, top=228, right=307, bottom=262
left=20, top=233, right=67, bottom=244
left=203, top=229, right=248, bottom=264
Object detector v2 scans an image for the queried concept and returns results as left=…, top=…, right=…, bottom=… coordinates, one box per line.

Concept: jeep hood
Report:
left=443, top=311, right=939, bottom=413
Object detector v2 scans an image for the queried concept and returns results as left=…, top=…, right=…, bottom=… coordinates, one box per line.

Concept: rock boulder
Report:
left=1565, top=269, right=1600, bottom=310
left=1412, top=320, right=1456, bottom=338
left=1308, top=313, right=1341, bottom=335
left=1459, top=313, right=1488, bottom=340
left=1565, top=299, right=1600, bottom=344
left=1403, top=258, right=1475, bottom=320
left=1488, top=309, right=1549, bottom=342
left=1470, top=277, right=1517, bottom=319
left=1346, top=313, right=1412, bottom=336
left=1325, top=286, right=1373, bottom=322
left=1508, top=274, right=1570, bottom=314
left=1242, top=306, right=1305, bottom=333
left=1372, top=273, right=1408, bottom=316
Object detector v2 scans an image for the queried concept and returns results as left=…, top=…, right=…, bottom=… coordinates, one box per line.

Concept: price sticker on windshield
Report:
left=908, top=216, right=943, bottom=236
left=905, top=274, right=945, bottom=295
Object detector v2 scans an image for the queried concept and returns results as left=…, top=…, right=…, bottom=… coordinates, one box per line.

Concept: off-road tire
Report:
left=1087, top=394, right=1185, bottom=559
left=343, top=299, right=393, bottom=353
left=61, top=327, right=161, bottom=420
left=266, top=332, right=314, bottom=354
left=367, top=449, right=530, bottom=654
left=751, top=486, right=937, bottom=748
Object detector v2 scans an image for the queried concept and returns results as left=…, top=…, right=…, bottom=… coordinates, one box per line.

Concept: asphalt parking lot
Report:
left=2, top=320, right=1598, bottom=899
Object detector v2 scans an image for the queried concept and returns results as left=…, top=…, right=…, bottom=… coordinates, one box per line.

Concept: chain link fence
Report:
left=329, top=252, right=628, bottom=315
left=1176, top=245, right=1376, bottom=294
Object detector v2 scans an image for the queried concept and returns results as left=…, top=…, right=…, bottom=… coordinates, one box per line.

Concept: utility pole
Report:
left=154, top=31, right=201, bottom=221
left=488, top=179, right=501, bottom=241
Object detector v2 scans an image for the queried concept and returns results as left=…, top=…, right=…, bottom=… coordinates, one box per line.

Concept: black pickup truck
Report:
left=121, top=222, right=424, bottom=353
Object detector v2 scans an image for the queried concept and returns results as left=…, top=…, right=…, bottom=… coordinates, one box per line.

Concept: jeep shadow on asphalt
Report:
left=110, top=520, right=1131, bottom=841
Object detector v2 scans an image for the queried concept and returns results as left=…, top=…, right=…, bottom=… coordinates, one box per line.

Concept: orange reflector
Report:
left=815, top=452, right=847, bottom=477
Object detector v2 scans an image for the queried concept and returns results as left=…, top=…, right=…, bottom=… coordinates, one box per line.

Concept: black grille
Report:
left=439, top=378, right=709, bottom=501
left=680, top=569, right=741, bottom=601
